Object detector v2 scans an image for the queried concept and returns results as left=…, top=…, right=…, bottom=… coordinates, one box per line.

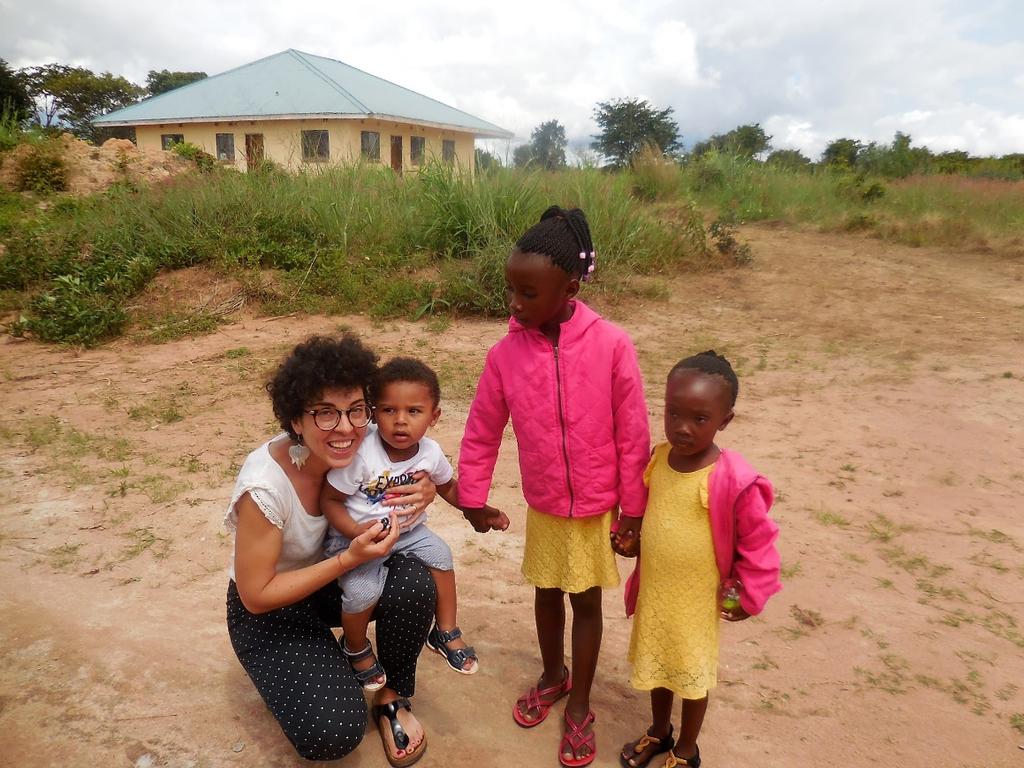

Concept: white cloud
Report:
left=648, top=21, right=702, bottom=86
left=762, top=115, right=822, bottom=157
left=2, top=0, right=1023, bottom=157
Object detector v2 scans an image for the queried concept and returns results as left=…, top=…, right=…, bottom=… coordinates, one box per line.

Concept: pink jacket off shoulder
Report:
left=625, top=448, right=782, bottom=617
left=458, top=300, right=650, bottom=519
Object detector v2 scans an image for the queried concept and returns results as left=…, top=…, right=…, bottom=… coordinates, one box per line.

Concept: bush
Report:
left=629, top=146, right=683, bottom=202
left=25, top=274, right=128, bottom=344
left=15, top=140, right=68, bottom=193
left=708, top=218, right=753, bottom=265
left=0, top=107, right=21, bottom=152
left=835, top=172, right=887, bottom=203
left=170, top=141, right=216, bottom=172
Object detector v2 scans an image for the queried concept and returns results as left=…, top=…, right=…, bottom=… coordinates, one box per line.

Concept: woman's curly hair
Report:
left=266, top=334, right=379, bottom=440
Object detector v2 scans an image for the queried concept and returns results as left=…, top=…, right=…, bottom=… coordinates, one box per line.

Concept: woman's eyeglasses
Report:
left=304, top=404, right=372, bottom=431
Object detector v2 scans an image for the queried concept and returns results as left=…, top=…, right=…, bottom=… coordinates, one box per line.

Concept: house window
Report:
left=216, top=133, right=235, bottom=162
left=301, top=130, right=330, bottom=162
left=410, top=136, right=425, bottom=165
left=161, top=134, right=184, bottom=150
left=442, top=139, right=456, bottom=165
left=361, top=131, right=380, bottom=161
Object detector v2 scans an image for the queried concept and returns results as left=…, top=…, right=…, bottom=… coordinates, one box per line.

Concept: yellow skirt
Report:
left=521, top=507, right=620, bottom=593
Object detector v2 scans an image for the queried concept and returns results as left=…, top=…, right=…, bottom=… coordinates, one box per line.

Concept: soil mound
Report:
left=0, top=133, right=192, bottom=195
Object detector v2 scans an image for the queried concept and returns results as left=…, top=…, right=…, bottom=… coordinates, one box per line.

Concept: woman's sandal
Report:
left=662, top=744, right=701, bottom=768
left=619, top=725, right=675, bottom=768
left=373, top=697, right=427, bottom=768
left=425, top=624, right=479, bottom=675
left=559, top=708, right=597, bottom=768
left=340, top=637, right=387, bottom=692
left=512, top=666, right=572, bottom=727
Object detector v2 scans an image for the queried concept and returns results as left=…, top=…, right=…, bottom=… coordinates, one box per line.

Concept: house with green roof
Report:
left=93, top=49, right=512, bottom=173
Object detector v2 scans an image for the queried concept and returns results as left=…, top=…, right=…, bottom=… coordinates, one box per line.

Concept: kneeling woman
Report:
left=225, top=334, right=435, bottom=765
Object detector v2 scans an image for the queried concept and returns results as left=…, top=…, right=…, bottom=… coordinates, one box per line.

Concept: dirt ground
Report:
left=1, top=224, right=1022, bottom=768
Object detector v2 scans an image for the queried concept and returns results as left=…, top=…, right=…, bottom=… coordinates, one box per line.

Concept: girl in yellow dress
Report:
left=613, top=352, right=782, bottom=768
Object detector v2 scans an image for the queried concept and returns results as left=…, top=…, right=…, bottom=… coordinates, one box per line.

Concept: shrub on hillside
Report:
left=0, top=107, right=21, bottom=152
left=708, top=218, right=752, bottom=265
left=629, top=145, right=683, bottom=202
left=171, top=141, right=216, bottom=172
left=15, top=140, right=68, bottom=193
left=835, top=171, right=887, bottom=203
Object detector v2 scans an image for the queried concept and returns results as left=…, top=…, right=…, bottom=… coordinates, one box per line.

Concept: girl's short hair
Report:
left=670, top=350, right=739, bottom=407
left=266, top=334, right=379, bottom=440
left=515, top=206, right=596, bottom=281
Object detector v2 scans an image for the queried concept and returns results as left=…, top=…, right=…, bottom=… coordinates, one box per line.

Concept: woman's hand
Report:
left=382, top=470, right=436, bottom=529
left=345, top=512, right=401, bottom=565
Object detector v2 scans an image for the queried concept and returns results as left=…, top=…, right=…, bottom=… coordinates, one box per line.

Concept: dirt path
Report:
left=1, top=225, right=1022, bottom=768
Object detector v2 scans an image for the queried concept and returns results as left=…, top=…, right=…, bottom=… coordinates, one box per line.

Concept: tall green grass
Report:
left=673, top=151, right=1024, bottom=244
left=1, top=162, right=707, bottom=345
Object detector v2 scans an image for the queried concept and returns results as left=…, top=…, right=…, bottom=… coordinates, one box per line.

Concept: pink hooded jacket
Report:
left=458, top=300, right=650, bottom=519
left=625, top=447, right=782, bottom=617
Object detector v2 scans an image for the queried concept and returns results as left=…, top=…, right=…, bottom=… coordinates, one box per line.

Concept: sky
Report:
left=3, top=0, right=1024, bottom=161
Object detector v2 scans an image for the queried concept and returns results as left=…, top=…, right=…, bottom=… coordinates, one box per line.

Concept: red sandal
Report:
left=559, top=708, right=596, bottom=767
left=512, top=667, right=572, bottom=728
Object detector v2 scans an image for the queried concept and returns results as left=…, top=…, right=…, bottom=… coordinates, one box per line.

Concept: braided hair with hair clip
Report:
left=515, top=206, right=597, bottom=281
left=669, top=349, right=739, bottom=408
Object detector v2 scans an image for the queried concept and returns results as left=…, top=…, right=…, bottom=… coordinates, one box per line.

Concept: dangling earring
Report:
left=289, top=434, right=311, bottom=469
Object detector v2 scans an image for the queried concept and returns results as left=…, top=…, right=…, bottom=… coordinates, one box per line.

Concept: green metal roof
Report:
left=93, top=49, right=512, bottom=138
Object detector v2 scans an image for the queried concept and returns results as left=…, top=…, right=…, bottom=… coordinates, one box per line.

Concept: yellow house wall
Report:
left=134, top=118, right=475, bottom=174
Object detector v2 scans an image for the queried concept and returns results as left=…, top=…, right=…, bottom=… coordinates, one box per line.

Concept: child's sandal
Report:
left=512, top=666, right=572, bottom=727
left=425, top=624, right=479, bottom=675
left=559, top=709, right=597, bottom=768
left=662, top=745, right=700, bottom=768
left=619, top=725, right=674, bottom=768
left=341, top=637, right=387, bottom=692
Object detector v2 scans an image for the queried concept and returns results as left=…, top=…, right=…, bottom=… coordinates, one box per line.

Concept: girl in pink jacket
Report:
left=617, top=351, right=781, bottom=768
left=458, top=206, right=650, bottom=768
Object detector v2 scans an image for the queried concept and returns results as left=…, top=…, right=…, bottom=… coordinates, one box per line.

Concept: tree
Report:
left=21, top=64, right=144, bottom=141
left=935, top=150, right=969, bottom=175
left=512, top=120, right=567, bottom=170
left=693, top=123, right=772, bottom=159
left=529, top=120, right=567, bottom=170
left=857, top=131, right=933, bottom=178
left=821, top=138, right=862, bottom=168
left=475, top=147, right=501, bottom=171
left=591, top=98, right=681, bottom=168
left=766, top=148, right=811, bottom=170
left=146, top=69, right=207, bottom=97
left=1001, top=153, right=1024, bottom=175
left=0, top=59, right=33, bottom=121
left=513, top=142, right=536, bottom=169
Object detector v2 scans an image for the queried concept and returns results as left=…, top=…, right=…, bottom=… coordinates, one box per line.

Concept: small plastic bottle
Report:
left=720, top=578, right=742, bottom=613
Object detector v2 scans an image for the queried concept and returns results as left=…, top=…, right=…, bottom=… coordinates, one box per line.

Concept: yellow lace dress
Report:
left=521, top=507, right=620, bottom=593
left=628, top=444, right=719, bottom=699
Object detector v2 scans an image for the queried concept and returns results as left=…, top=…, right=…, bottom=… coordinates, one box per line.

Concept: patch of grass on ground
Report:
left=132, top=474, right=191, bottom=504
left=813, top=506, right=850, bottom=527
left=48, top=542, right=83, bottom=570
left=119, top=526, right=170, bottom=561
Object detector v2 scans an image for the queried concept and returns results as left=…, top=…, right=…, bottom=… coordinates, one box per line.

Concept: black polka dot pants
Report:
left=370, top=554, right=437, bottom=697
left=226, top=555, right=436, bottom=761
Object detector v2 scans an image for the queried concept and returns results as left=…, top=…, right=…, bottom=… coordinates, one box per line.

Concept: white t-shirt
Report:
left=326, top=427, right=454, bottom=530
left=224, top=436, right=328, bottom=581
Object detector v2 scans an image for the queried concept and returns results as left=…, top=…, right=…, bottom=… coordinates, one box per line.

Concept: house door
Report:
left=245, top=134, right=265, bottom=171
left=390, top=136, right=402, bottom=173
